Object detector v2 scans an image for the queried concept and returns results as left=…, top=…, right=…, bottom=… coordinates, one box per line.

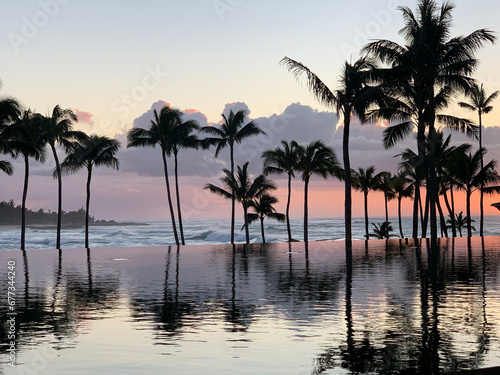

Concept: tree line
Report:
left=1, top=0, right=500, bottom=251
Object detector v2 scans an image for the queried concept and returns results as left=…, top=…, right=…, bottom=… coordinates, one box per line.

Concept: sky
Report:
left=1, top=0, right=500, bottom=221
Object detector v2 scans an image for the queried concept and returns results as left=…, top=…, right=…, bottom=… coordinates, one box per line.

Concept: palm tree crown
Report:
left=246, top=194, right=285, bottom=244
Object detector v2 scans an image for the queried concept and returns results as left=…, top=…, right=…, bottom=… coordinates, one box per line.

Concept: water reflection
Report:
left=1, top=238, right=500, bottom=374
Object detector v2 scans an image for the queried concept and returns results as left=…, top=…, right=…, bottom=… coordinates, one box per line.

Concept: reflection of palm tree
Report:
left=201, top=109, right=265, bottom=244
left=352, top=166, right=382, bottom=239
left=60, top=134, right=120, bottom=248
left=280, top=57, right=375, bottom=250
left=204, top=162, right=276, bottom=244
left=14, top=110, right=46, bottom=250
left=262, top=140, right=299, bottom=242
left=294, top=140, right=342, bottom=244
left=127, top=106, right=182, bottom=245
left=246, top=194, right=285, bottom=243
left=459, top=84, right=499, bottom=236
left=38, top=105, right=83, bottom=249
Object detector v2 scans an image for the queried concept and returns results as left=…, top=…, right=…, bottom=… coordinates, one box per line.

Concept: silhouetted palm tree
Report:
left=452, top=148, right=500, bottom=237
left=352, top=166, right=383, bottom=239
left=14, top=110, right=46, bottom=250
left=294, top=140, right=342, bottom=243
left=0, top=95, right=21, bottom=175
left=262, top=140, right=299, bottom=242
left=245, top=194, right=285, bottom=244
left=201, top=109, right=265, bottom=244
left=459, top=83, right=499, bottom=236
left=447, top=211, right=473, bottom=237
left=369, top=222, right=397, bottom=239
left=364, top=0, right=494, bottom=245
left=280, top=56, right=375, bottom=250
left=375, top=172, right=396, bottom=233
left=127, top=106, right=182, bottom=245
left=204, top=162, right=276, bottom=244
left=168, top=116, right=200, bottom=245
left=391, top=171, right=413, bottom=239
left=61, top=134, right=120, bottom=248
left=38, top=105, right=84, bottom=249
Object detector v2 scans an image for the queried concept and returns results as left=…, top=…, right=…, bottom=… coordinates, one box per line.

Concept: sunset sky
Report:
left=2, top=0, right=500, bottom=221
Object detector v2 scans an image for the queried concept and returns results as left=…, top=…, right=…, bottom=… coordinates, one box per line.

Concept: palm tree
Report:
left=452, top=148, right=500, bottom=237
left=447, top=211, right=473, bottom=237
left=458, top=83, right=499, bottom=236
left=127, top=106, right=182, bottom=245
left=245, top=194, right=285, bottom=243
left=38, top=105, right=84, bottom=249
left=364, top=0, right=494, bottom=246
left=60, top=134, right=120, bottom=248
left=262, top=140, right=299, bottom=242
left=294, top=140, right=342, bottom=244
left=168, top=116, right=200, bottom=245
left=351, top=166, right=383, bottom=239
left=369, top=222, right=397, bottom=239
left=280, top=56, right=375, bottom=251
left=204, top=162, right=276, bottom=244
left=391, top=171, right=413, bottom=239
left=375, top=172, right=396, bottom=234
left=0, top=96, right=21, bottom=175
left=201, top=109, right=265, bottom=244
left=14, top=110, right=46, bottom=250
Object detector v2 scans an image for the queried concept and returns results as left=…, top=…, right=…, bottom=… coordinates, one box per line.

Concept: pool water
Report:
left=1, top=237, right=500, bottom=374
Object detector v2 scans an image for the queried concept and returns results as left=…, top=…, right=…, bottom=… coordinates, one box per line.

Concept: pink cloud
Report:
left=73, top=108, right=93, bottom=124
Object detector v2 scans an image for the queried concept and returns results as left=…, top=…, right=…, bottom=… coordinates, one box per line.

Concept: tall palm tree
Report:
left=294, top=140, right=342, bottom=244
left=351, top=166, right=383, bottom=239
left=38, top=105, right=84, bottom=249
left=204, top=162, right=276, bottom=244
left=168, top=116, right=200, bottom=245
left=262, top=140, right=299, bottom=242
left=375, top=171, right=396, bottom=232
left=280, top=56, right=375, bottom=251
left=14, top=110, right=46, bottom=250
left=364, top=0, right=495, bottom=246
left=452, top=148, right=500, bottom=237
left=458, top=83, right=499, bottom=236
left=201, top=109, right=265, bottom=244
left=60, top=134, right=120, bottom=248
left=246, top=194, right=285, bottom=244
left=391, top=171, right=414, bottom=239
left=127, top=106, right=182, bottom=245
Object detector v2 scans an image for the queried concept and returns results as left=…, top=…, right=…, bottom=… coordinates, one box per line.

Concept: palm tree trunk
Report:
left=442, top=188, right=456, bottom=238
left=243, top=204, right=249, bottom=244
left=230, top=144, right=235, bottom=244
left=414, top=118, right=425, bottom=242
left=85, top=166, right=92, bottom=248
left=384, top=194, right=389, bottom=223
left=304, top=177, right=309, bottom=244
left=260, top=216, right=266, bottom=244
left=21, top=155, right=29, bottom=251
left=50, top=143, right=63, bottom=249
left=467, top=189, right=472, bottom=238
left=419, top=192, right=424, bottom=236
left=436, top=197, right=448, bottom=238
left=343, top=112, right=352, bottom=252
left=422, top=193, right=429, bottom=239
left=427, top=126, right=438, bottom=249
left=398, top=196, right=404, bottom=239
left=286, top=173, right=292, bottom=242
left=174, top=152, right=185, bottom=245
left=363, top=190, right=369, bottom=239
left=162, top=150, right=180, bottom=245
left=479, top=112, right=484, bottom=236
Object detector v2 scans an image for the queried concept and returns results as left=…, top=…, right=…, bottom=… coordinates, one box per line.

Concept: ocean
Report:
left=1, top=216, right=500, bottom=250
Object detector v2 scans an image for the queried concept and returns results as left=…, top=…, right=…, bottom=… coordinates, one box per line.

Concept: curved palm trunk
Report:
left=479, top=112, right=484, bottom=236
left=162, top=150, right=180, bottom=246
left=50, top=143, right=63, bottom=249
left=363, top=190, right=369, bottom=239
left=436, top=198, right=448, bottom=238
left=286, top=173, right=292, bottom=242
left=174, top=152, right=185, bottom=245
left=442, top=189, right=456, bottom=238
left=304, top=177, right=309, bottom=244
left=343, top=112, right=352, bottom=252
left=413, top=184, right=421, bottom=241
left=21, top=155, right=29, bottom=250
left=422, top=194, right=429, bottom=239
left=85, top=166, right=92, bottom=248
left=384, top=194, right=389, bottom=223
left=398, top=196, right=404, bottom=239
left=260, top=216, right=266, bottom=244
left=230, top=144, right=235, bottom=244
left=243, top=204, right=250, bottom=244
left=466, top=188, right=472, bottom=238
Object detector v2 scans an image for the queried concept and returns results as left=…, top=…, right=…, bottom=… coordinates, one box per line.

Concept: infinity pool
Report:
left=1, top=238, right=500, bottom=374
